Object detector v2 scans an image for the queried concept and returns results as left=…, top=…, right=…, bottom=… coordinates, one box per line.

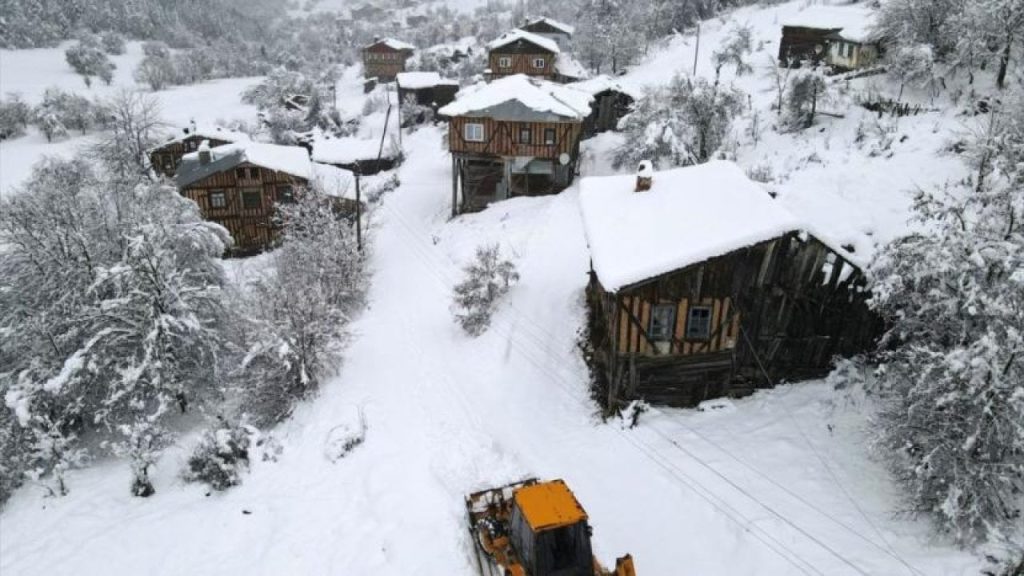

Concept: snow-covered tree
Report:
left=134, top=52, right=176, bottom=91
left=0, top=93, right=31, bottom=140
left=183, top=419, right=252, bottom=491
left=65, top=39, right=115, bottom=87
left=887, top=44, right=937, bottom=100
left=235, top=185, right=366, bottom=427
left=948, top=0, right=1024, bottom=89
left=712, top=24, right=754, bottom=77
left=452, top=244, right=519, bottom=337
left=782, top=68, right=828, bottom=131
left=615, top=73, right=743, bottom=168
left=859, top=94, right=1024, bottom=545
left=575, top=0, right=642, bottom=74
left=100, top=31, right=125, bottom=55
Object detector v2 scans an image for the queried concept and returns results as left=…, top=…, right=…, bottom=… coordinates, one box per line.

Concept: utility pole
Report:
left=355, top=162, right=362, bottom=252
left=693, top=23, right=701, bottom=76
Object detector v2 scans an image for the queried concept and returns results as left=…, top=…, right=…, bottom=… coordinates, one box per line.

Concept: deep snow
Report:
left=0, top=1, right=992, bottom=574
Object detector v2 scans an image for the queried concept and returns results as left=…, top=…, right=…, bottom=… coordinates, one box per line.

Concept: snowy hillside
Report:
left=0, top=0, right=1010, bottom=575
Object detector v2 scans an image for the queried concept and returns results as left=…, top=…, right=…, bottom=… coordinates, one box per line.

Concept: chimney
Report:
left=198, top=140, right=211, bottom=165
left=635, top=160, right=653, bottom=192
left=373, top=35, right=381, bottom=43
left=189, top=118, right=197, bottom=135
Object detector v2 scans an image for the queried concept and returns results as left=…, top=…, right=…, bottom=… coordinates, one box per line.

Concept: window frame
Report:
left=464, top=122, right=485, bottom=142
left=519, top=125, right=532, bottom=144
left=532, top=57, right=546, bottom=69
left=543, top=127, right=556, bottom=146
left=208, top=189, right=227, bottom=209
left=241, top=188, right=262, bottom=210
left=684, top=305, right=713, bottom=341
left=648, top=303, right=676, bottom=342
left=498, top=56, right=512, bottom=68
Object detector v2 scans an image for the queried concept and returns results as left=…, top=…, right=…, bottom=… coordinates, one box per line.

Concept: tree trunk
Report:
left=996, top=34, right=1012, bottom=89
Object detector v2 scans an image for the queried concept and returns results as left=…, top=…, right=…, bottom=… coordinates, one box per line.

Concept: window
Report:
left=208, top=190, right=227, bottom=209
left=648, top=304, right=676, bottom=342
left=519, top=126, right=532, bottom=144
left=242, top=189, right=262, bottom=209
left=498, top=56, right=512, bottom=68
left=846, top=43, right=854, bottom=58
left=464, top=122, right=485, bottom=142
left=543, top=128, right=556, bottom=145
left=533, top=57, right=546, bottom=68
left=236, top=167, right=259, bottom=180
left=685, top=305, right=713, bottom=340
left=276, top=185, right=295, bottom=203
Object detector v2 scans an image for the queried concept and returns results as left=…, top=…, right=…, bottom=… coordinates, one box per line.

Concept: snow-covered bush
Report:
left=65, top=39, right=115, bottom=87
left=452, top=244, right=519, bottom=337
left=134, top=51, right=176, bottom=91
left=712, top=24, right=754, bottom=77
left=100, top=31, right=126, bottom=55
left=242, top=67, right=316, bottom=112
left=32, top=88, right=104, bottom=137
left=0, top=137, right=232, bottom=497
left=184, top=422, right=252, bottom=491
left=782, top=68, right=828, bottom=131
left=324, top=409, right=367, bottom=463
left=856, top=96, right=1024, bottom=545
left=615, top=74, right=743, bottom=168
left=0, top=94, right=31, bottom=140
left=235, top=186, right=367, bottom=427
left=400, top=94, right=434, bottom=128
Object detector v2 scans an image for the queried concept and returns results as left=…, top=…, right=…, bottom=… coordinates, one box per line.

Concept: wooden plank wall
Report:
left=615, top=295, right=739, bottom=356
left=182, top=162, right=306, bottom=253
left=488, top=52, right=555, bottom=78
left=448, top=116, right=581, bottom=158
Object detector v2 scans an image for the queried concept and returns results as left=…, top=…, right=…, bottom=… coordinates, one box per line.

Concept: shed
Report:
left=568, top=75, right=640, bottom=136
left=396, top=71, right=460, bottom=115
left=779, top=6, right=881, bottom=70
left=580, top=161, right=879, bottom=408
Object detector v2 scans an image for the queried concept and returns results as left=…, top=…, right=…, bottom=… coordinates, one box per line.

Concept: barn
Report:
left=149, top=124, right=250, bottom=178
left=568, top=75, right=640, bottom=136
left=362, top=37, right=416, bottom=81
left=176, top=141, right=358, bottom=253
left=580, top=161, right=879, bottom=409
left=396, top=71, right=460, bottom=116
left=439, top=74, right=592, bottom=215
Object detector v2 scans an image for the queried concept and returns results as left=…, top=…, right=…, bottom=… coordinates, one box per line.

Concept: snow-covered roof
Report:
left=487, top=29, right=560, bottom=54
left=311, top=136, right=397, bottom=165
left=396, top=71, right=459, bottom=89
left=438, top=75, right=592, bottom=120
left=580, top=161, right=808, bottom=291
left=554, top=54, right=589, bottom=80
left=367, top=37, right=416, bottom=51
left=151, top=125, right=251, bottom=151
left=177, top=142, right=312, bottom=188
left=568, top=75, right=642, bottom=100
left=782, top=5, right=877, bottom=42
left=310, top=162, right=358, bottom=201
left=523, top=16, right=575, bottom=36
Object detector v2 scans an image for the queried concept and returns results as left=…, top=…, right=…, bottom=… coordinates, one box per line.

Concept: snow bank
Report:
left=438, top=75, right=593, bottom=119
left=579, top=160, right=803, bottom=291
left=487, top=29, right=560, bottom=54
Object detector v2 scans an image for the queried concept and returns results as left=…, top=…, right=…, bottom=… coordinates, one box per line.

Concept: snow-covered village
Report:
left=0, top=0, right=1022, bottom=574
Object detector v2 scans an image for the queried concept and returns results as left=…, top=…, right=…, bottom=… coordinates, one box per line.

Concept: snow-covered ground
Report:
left=0, top=1, right=990, bottom=574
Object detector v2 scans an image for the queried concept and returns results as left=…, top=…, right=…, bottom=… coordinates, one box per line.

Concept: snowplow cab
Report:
left=509, top=480, right=594, bottom=576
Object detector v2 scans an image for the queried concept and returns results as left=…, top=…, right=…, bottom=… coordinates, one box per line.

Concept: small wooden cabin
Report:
left=780, top=6, right=880, bottom=70
left=568, top=75, right=639, bottom=136
left=579, top=161, right=879, bottom=409
left=311, top=136, right=399, bottom=176
left=362, top=37, right=415, bottom=81
left=396, top=71, right=460, bottom=115
left=486, top=29, right=560, bottom=81
left=438, top=75, right=593, bottom=214
left=519, top=17, right=575, bottom=52
left=149, top=124, right=250, bottom=178
left=176, top=142, right=358, bottom=253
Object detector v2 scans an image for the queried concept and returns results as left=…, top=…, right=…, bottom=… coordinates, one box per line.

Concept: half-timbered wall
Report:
left=448, top=116, right=581, bottom=159
left=487, top=51, right=555, bottom=79
left=588, top=232, right=880, bottom=407
left=150, top=136, right=233, bottom=177
left=181, top=163, right=307, bottom=253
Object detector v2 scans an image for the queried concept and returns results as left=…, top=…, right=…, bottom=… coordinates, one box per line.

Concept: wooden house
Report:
left=779, top=6, right=880, bottom=70
left=579, top=161, right=879, bottom=409
left=396, top=71, right=460, bottom=116
left=438, top=75, right=593, bottom=214
left=176, top=141, right=358, bottom=253
left=567, top=75, right=639, bottom=136
left=486, top=29, right=559, bottom=81
left=519, top=17, right=575, bottom=52
left=362, top=37, right=415, bottom=81
left=149, top=124, right=250, bottom=178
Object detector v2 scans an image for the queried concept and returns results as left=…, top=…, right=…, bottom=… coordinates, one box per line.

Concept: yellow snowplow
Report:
left=466, top=478, right=636, bottom=576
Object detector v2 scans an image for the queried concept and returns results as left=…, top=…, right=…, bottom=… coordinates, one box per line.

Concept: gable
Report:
left=521, top=21, right=569, bottom=36
left=489, top=39, right=556, bottom=55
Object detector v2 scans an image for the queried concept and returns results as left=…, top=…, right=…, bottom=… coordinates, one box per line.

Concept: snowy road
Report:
left=0, top=127, right=979, bottom=575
